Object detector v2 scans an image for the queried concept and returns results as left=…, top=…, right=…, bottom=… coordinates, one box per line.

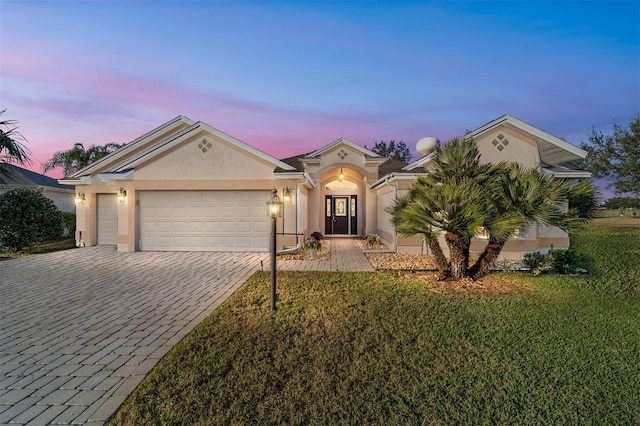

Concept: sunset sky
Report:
left=1, top=0, right=638, bottom=194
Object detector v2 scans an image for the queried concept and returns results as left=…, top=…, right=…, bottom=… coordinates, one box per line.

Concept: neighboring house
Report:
left=0, top=164, right=75, bottom=212
left=60, top=114, right=590, bottom=259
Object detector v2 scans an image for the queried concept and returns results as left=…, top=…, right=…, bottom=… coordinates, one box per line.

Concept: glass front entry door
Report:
left=325, top=195, right=357, bottom=235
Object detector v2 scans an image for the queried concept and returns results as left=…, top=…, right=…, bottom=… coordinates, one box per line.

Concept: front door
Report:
left=325, top=195, right=357, bottom=235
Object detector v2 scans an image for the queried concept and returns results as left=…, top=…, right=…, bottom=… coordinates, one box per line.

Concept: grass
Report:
left=0, top=238, right=76, bottom=259
left=111, top=226, right=640, bottom=425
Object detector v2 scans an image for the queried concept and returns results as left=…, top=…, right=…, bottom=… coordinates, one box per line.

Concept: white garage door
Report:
left=97, top=194, right=117, bottom=245
left=139, top=191, right=270, bottom=251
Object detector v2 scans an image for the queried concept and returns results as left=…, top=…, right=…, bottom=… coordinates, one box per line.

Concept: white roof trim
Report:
left=274, top=172, right=305, bottom=179
left=369, top=172, right=428, bottom=189
left=471, top=114, right=588, bottom=165
left=198, top=122, right=295, bottom=171
left=109, top=122, right=295, bottom=173
left=541, top=168, right=592, bottom=179
left=70, top=115, right=195, bottom=178
left=307, top=138, right=382, bottom=159
left=58, top=176, right=91, bottom=185
left=97, top=170, right=135, bottom=181
left=402, top=152, right=436, bottom=171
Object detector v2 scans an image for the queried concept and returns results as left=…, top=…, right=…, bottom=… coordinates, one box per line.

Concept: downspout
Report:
left=276, top=171, right=311, bottom=255
left=363, top=175, right=398, bottom=254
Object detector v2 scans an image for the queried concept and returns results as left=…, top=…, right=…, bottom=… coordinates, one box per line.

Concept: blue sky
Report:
left=1, top=0, right=638, bottom=195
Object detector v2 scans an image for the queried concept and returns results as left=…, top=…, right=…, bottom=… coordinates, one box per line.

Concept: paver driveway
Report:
left=0, top=247, right=266, bottom=425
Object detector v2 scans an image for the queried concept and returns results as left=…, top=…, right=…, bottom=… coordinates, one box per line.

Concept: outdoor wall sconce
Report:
left=75, top=192, right=86, bottom=205
left=266, top=188, right=283, bottom=311
left=339, top=168, right=345, bottom=181
left=283, top=186, right=292, bottom=203
left=117, top=188, right=127, bottom=203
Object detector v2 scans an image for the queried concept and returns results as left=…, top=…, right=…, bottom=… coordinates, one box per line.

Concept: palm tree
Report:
left=0, top=110, right=31, bottom=185
left=468, top=164, right=572, bottom=279
left=390, top=136, right=579, bottom=281
left=390, top=190, right=451, bottom=279
left=42, top=142, right=124, bottom=177
left=389, top=137, right=495, bottom=279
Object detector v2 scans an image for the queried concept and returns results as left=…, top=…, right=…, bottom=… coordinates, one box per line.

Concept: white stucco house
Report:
left=1, top=164, right=75, bottom=212
left=60, top=114, right=590, bottom=259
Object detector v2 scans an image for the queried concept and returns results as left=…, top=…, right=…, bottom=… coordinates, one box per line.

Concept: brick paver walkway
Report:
left=275, top=237, right=375, bottom=272
left=0, top=248, right=265, bottom=425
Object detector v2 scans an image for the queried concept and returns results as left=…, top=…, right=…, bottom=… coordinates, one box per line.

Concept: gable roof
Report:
left=304, top=137, right=385, bottom=160
left=69, top=115, right=195, bottom=178
left=68, top=117, right=296, bottom=180
left=1, top=164, right=73, bottom=191
left=471, top=114, right=587, bottom=165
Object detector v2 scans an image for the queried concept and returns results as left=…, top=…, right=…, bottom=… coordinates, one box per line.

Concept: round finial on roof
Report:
left=416, top=136, right=440, bottom=156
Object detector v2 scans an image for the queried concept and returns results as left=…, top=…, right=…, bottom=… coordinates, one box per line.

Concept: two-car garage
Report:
left=137, top=191, right=270, bottom=251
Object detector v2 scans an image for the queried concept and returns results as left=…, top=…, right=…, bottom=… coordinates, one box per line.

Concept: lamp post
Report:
left=266, top=188, right=283, bottom=310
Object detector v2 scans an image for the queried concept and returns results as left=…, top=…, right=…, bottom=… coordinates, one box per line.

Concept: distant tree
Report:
left=0, top=188, right=64, bottom=251
left=42, top=142, right=124, bottom=177
left=603, top=197, right=640, bottom=209
left=578, top=115, right=640, bottom=197
left=367, top=140, right=412, bottom=162
left=0, top=110, right=31, bottom=186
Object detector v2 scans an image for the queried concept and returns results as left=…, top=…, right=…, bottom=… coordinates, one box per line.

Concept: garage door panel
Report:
left=139, top=191, right=269, bottom=251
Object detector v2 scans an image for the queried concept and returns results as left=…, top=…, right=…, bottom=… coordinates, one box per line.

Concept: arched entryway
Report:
left=323, top=176, right=358, bottom=235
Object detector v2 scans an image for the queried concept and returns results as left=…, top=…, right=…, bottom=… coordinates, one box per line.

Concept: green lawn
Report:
left=110, top=225, right=640, bottom=425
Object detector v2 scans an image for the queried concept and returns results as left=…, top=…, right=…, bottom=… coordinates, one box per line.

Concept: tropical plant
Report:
left=390, top=136, right=576, bottom=280
left=0, top=188, right=64, bottom=251
left=0, top=110, right=31, bottom=186
left=42, top=142, right=124, bottom=177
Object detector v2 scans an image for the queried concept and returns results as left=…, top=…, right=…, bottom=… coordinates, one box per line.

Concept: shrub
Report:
left=523, top=249, right=585, bottom=275
left=0, top=188, right=64, bottom=251
left=61, top=211, right=76, bottom=236
left=523, top=251, right=546, bottom=274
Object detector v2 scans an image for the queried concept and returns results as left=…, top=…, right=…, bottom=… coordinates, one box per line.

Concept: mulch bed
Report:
left=391, top=271, right=530, bottom=297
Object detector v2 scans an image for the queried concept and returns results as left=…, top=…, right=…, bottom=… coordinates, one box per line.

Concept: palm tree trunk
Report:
left=470, top=237, right=505, bottom=280
left=425, top=235, right=451, bottom=280
left=445, top=232, right=470, bottom=279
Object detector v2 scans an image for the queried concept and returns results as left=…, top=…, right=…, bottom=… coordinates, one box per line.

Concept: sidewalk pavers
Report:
left=1, top=248, right=265, bottom=425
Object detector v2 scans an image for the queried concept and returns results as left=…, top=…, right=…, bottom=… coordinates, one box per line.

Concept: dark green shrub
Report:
left=61, top=211, right=76, bottom=236
left=0, top=188, right=64, bottom=251
left=547, top=248, right=584, bottom=274
left=523, top=248, right=586, bottom=275
left=523, top=251, right=546, bottom=274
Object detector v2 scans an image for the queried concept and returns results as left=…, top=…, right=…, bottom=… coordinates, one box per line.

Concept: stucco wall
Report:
left=135, top=135, right=276, bottom=181
left=475, top=128, right=539, bottom=169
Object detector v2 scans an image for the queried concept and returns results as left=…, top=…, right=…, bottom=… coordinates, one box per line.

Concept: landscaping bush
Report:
left=523, top=249, right=585, bottom=275
left=0, top=188, right=64, bottom=251
left=61, top=211, right=76, bottom=236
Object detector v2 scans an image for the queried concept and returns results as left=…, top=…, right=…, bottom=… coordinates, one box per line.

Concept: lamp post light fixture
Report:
left=266, top=188, right=283, bottom=310
left=117, top=188, right=127, bottom=203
